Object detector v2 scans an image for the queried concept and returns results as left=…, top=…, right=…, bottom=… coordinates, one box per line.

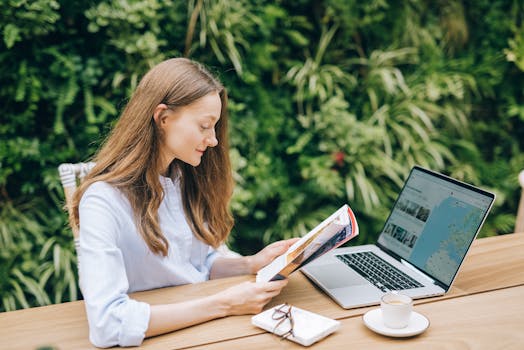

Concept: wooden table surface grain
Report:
left=0, top=233, right=522, bottom=350
left=190, top=285, right=524, bottom=350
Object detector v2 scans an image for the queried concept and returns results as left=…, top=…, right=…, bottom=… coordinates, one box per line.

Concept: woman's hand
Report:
left=247, top=238, right=300, bottom=274
left=214, top=279, right=289, bottom=315
left=209, top=237, right=300, bottom=279
left=147, top=279, right=288, bottom=338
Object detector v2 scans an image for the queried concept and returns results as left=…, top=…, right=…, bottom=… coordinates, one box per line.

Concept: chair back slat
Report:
left=58, top=162, right=96, bottom=240
left=516, top=170, right=524, bottom=234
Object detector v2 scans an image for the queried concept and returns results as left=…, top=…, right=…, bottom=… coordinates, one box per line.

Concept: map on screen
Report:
left=409, top=196, right=484, bottom=285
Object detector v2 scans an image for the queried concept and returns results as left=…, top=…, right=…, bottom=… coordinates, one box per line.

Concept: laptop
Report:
left=301, top=165, right=495, bottom=309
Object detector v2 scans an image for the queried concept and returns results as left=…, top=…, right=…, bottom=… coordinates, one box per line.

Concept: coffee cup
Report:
left=380, top=291, right=413, bottom=329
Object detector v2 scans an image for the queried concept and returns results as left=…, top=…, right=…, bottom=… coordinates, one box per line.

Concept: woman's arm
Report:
left=145, top=279, right=288, bottom=337
left=79, top=183, right=151, bottom=348
left=146, top=238, right=299, bottom=338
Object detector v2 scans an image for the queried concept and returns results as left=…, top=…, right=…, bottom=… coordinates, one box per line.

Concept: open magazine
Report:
left=256, top=204, right=359, bottom=283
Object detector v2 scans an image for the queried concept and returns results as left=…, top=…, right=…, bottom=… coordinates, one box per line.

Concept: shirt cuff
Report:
left=118, top=300, right=151, bottom=347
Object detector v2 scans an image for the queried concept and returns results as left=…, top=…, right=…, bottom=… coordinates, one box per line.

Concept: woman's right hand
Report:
left=214, top=279, right=288, bottom=316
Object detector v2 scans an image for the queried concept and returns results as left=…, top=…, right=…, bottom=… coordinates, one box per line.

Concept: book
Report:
left=256, top=204, right=359, bottom=283
left=251, top=304, right=340, bottom=347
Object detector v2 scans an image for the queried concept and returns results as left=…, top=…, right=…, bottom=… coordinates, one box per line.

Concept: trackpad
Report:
left=307, top=264, right=367, bottom=289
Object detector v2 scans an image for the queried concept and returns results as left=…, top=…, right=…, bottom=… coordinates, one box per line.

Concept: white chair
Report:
left=57, top=162, right=240, bottom=257
left=58, top=162, right=96, bottom=254
left=516, top=170, right=524, bottom=234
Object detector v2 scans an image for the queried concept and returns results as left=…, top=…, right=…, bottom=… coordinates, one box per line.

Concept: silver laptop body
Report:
left=301, top=166, right=495, bottom=309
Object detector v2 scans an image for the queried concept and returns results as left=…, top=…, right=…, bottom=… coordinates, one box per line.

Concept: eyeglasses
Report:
left=271, top=303, right=295, bottom=340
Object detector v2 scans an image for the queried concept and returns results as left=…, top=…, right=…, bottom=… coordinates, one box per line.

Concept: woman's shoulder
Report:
left=85, top=180, right=118, bottom=195
left=79, top=181, right=132, bottom=225
left=82, top=181, right=126, bottom=204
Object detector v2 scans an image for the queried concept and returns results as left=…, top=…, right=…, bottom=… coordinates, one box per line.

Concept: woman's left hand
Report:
left=247, top=238, right=300, bottom=274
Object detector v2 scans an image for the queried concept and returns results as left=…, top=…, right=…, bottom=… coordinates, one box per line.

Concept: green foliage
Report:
left=188, top=0, right=261, bottom=75
left=1, top=0, right=60, bottom=48
left=0, top=195, right=77, bottom=311
left=1, top=0, right=523, bottom=310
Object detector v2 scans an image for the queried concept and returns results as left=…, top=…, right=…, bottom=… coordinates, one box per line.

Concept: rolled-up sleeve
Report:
left=79, top=183, right=150, bottom=348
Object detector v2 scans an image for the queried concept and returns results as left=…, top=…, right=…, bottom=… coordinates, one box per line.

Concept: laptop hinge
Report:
left=400, top=259, right=436, bottom=284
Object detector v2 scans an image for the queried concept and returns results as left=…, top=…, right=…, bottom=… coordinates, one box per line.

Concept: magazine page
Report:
left=256, top=204, right=359, bottom=283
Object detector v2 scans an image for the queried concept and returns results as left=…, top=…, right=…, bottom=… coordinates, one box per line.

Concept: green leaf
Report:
left=3, top=23, right=20, bottom=48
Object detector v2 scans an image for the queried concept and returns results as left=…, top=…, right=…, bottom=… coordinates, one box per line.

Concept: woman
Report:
left=71, top=58, right=297, bottom=348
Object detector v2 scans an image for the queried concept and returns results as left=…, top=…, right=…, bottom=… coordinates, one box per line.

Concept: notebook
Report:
left=251, top=304, right=340, bottom=346
left=300, top=165, right=495, bottom=309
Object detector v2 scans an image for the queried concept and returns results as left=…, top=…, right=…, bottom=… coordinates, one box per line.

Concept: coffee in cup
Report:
left=380, top=291, right=413, bottom=329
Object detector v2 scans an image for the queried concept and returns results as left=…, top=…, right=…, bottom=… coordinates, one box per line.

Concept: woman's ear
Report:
left=153, top=104, right=169, bottom=126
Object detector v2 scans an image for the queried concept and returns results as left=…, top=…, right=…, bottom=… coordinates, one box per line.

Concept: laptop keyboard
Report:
left=336, top=251, right=423, bottom=292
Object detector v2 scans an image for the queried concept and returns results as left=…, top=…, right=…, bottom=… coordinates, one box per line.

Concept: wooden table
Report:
left=1, top=234, right=523, bottom=350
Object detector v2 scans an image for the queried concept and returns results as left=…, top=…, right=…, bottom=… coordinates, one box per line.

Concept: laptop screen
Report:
left=376, top=166, right=495, bottom=287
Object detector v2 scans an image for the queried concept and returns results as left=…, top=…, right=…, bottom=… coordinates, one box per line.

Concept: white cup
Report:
left=380, top=291, right=413, bottom=329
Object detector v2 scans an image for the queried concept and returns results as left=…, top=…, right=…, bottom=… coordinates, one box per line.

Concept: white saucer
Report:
left=362, top=309, right=429, bottom=337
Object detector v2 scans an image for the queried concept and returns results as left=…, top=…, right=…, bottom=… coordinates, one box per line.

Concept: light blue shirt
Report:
left=78, top=176, right=218, bottom=348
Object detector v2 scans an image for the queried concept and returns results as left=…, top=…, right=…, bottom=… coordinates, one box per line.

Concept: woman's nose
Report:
left=206, top=135, right=218, bottom=147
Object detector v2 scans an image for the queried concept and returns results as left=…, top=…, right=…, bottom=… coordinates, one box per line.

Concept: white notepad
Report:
left=251, top=304, right=340, bottom=346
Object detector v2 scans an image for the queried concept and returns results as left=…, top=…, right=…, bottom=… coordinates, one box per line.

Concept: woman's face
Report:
left=158, top=91, right=221, bottom=168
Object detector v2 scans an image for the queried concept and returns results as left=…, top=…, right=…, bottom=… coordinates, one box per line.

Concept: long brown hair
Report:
left=71, top=58, right=234, bottom=256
